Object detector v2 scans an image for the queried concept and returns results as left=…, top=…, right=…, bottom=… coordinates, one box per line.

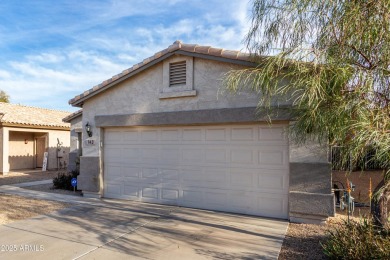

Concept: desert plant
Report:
left=52, top=170, right=79, bottom=190
left=322, top=218, right=390, bottom=259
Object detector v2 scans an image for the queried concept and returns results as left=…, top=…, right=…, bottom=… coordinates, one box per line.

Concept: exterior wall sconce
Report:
left=85, top=122, right=93, bottom=137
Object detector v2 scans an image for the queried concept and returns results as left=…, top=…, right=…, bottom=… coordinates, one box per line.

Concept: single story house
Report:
left=0, top=102, right=71, bottom=174
left=68, top=41, right=334, bottom=224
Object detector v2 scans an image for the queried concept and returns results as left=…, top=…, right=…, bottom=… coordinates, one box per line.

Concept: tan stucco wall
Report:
left=0, top=127, right=70, bottom=173
left=9, top=131, right=35, bottom=170
left=47, top=129, right=70, bottom=170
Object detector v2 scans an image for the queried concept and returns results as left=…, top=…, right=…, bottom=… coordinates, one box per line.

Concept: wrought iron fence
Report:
left=330, top=146, right=382, bottom=171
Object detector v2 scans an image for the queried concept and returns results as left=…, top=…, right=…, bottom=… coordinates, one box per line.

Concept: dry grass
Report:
left=0, top=193, right=70, bottom=225
left=0, top=170, right=58, bottom=186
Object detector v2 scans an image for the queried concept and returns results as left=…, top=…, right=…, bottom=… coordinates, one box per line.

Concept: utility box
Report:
left=57, top=148, right=65, bottom=158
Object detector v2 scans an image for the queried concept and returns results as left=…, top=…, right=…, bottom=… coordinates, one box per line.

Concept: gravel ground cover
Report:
left=0, top=193, right=70, bottom=225
left=279, top=214, right=367, bottom=260
left=0, top=170, right=58, bottom=186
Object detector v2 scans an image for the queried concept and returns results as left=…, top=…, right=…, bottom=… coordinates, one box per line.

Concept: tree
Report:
left=0, top=90, right=10, bottom=103
left=224, top=0, right=390, bottom=226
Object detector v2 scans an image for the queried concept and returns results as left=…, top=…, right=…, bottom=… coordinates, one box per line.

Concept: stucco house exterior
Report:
left=0, top=103, right=71, bottom=174
left=63, top=109, right=83, bottom=172
left=68, top=41, right=334, bottom=224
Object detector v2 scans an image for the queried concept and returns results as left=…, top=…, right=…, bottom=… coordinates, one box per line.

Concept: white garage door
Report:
left=103, top=124, right=289, bottom=219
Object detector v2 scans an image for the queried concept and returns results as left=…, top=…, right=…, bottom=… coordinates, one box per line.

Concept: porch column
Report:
left=1, top=128, right=9, bottom=174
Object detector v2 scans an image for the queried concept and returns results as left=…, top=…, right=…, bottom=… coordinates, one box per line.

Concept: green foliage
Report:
left=225, top=1, right=390, bottom=171
left=52, top=170, right=79, bottom=190
left=322, top=218, right=390, bottom=259
left=224, top=0, right=390, bottom=225
left=0, top=90, right=10, bottom=103
left=224, top=1, right=390, bottom=223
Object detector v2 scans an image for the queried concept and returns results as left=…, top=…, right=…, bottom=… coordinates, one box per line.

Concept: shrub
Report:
left=52, top=170, right=79, bottom=190
left=322, top=218, right=390, bottom=259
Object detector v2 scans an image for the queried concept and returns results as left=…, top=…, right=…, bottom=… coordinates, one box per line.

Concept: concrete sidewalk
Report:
left=0, top=181, right=288, bottom=259
left=0, top=183, right=98, bottom=205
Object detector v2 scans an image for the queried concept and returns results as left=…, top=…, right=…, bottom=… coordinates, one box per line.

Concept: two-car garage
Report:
left=103, top=124, right=289, bottom=219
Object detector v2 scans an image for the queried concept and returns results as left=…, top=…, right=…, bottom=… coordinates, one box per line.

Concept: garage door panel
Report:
left=161, top=148, right=181, bottom=163
left=205, top=128, right=227, bottom=141
left=123, top=185, right=140, bottom=198
left=203, top=169, right=227, bottom=183
left=123, top=148, right=141, bottom=162
left=105, top=183, right=122, bottom=196
left=105, top=165, right=122, bottom=178
left=104, top=124, right=289, bottom=219
left=105, top=130, right=123, bottom=144
left=182, top=189, right=203, bottom=204
left=182, top=129, right=202, bottom=141
left=141, top=148, right=159, bottom=162
left=257, top=194, right=288, bottom=219
left=161, top=129, right=180, bottom=141
left=182, top=148, right=203, bottom=162
left=205, top=149, right=227, bottom=163
left=141, top=168, right=159, bottom=179
left=258, top=149, right=289, bottom=169
left=231, top=149, right=254, bottom=164
left=230, top=169, right=256, bottom=188
left=258, top=170, right=289, bottom=191
left=259, top=127, right=286, bottom=141
left=161, top=188, right=179, bottom=201
left=105, top=148, right=123, bottom=163
left=231, top=127, right=255, bottom=141
left=122, top=167, right=140, bottom=178
left=142, top=187, right=159, bottom=199
left=204, top=191, right=228, bottom=207
left=120, top=130, right=139, bottom=144
left=141, top=130, right=158, bottom=141
left=161, top=169, right=180, bottom=181
left=182, top=169, right=203, bottom=182
left=229, top=192, right=254, bottom=210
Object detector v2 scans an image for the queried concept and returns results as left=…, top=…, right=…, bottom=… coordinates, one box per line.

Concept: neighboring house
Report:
left=0, top=103, right=71, bottom=174
left=63, top=109, right=83, bottom=172
left=68, top=41, right=334, bottom=224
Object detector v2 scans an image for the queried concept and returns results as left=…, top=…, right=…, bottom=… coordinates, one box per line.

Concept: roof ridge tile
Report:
left=195, top=45, right=212, bottom=55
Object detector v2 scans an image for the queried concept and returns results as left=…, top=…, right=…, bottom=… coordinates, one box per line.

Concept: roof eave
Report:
left=63, top=110, right=83, bottom=123
left=0, top=122, right=70, bottom=131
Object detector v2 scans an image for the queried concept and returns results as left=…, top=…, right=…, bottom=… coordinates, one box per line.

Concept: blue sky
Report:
left=0, top=0, right=251, bottom=111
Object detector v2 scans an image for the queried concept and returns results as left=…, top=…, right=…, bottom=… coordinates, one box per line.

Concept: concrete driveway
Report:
left=0, top=199, right=287, bottom=259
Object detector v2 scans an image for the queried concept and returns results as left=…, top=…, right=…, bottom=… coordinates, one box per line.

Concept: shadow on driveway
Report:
left=0, top=199, right=288, bottom=259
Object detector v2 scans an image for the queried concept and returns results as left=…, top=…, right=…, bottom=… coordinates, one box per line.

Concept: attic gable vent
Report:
left=169, top=61, right=186, bottom=86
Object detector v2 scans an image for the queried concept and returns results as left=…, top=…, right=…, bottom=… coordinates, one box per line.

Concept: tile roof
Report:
left=0, top=102, right=71, bottom=129
left=62, top=109, right=82, bottom=123
left=69, top=40, right=257, bottom=107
